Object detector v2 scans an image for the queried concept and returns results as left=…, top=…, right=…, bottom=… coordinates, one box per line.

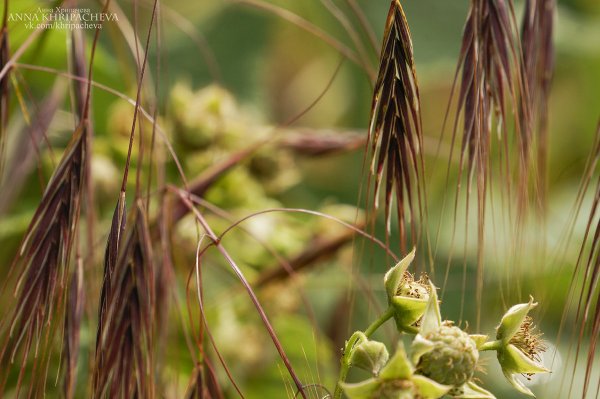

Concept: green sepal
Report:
left=496, top=297, right=536, bottom=343
left=390, top=296, right=428, bottom=331
left=444, top=382, right=495, bottom=398
left=419, top=281, right=442, bottom=335
left=469, top=334, right=488, bottom=350
left=339, top=379, right=380, bottom=399
left=498, top=344, right=550, bottom=375
left=411, top=374, right=451, bottom=398
left=410, top=334, right=435, bottom=366
left=379, top=342, right=413, bottom=380
left=502, top=371, right=536, bottom=397
left=384, top=248, right=416, bottom=298
left=449, top=381, right=497, bottom=398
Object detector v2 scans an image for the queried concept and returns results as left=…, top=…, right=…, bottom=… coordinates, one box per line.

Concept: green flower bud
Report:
left=415, top=324, right=479, bottom=386
left=411, top=281, right=495, bottom=399
left=248, top=147, right=300, bottom=194
left=495, top=297, right=549, bottom=397
left=341, top=342, right=451, bottom=399
left=384, top=249, right=430, bottom=332
left=170, top=83, right=239, bottom=150
left=350, top=336, right=389, bottom=376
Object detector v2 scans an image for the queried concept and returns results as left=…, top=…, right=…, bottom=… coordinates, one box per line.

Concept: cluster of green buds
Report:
left=341, top=341, right=451, bottom=399
left=383, top=249, right=430, bottom=333
left=335, top=249, right=550, bottom=399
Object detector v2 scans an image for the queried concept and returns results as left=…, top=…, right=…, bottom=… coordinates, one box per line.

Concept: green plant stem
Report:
left=333, top=307, right=395, bottom=399
left=364, top=307, right=395, bottom=337
left=479, top=340, right=503, bottom=351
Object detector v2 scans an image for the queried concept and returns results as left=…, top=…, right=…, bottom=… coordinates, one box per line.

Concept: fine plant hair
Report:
left=0, top=123, right=86, bottom=395
left=63, top=20, right=92, bottom=398
left=578, top=171, right=600, bottom=399
left=367, top=0, right=424, bottom=253
left=64, top=258, right=84, bottom=399
left=184, top=360, right=224, bottom=399
left=94, top=0, right=158, bottom=395
left=0, top=81, right=64, bottom=214
left=581, top=186, right=600, bottom=398
left=439, top=0, right=544, bottom=328
left=92, top=202, right=155, bottom=399
left=565, top=123, right=600, bottom=399
left=0, top=0, right=598, bottom=398
left=0, top=0, right=111, bottom=395
left=520, top=0, right=555, bottom=215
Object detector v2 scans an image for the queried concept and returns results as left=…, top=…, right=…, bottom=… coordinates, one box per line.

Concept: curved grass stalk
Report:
left=175, top=190, right=310, bottom=398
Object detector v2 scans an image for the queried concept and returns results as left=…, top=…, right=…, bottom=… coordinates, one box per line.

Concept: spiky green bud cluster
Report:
left=416, top=325, right=479, bottom=386
left=336, top=249, right=550, bottom=399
